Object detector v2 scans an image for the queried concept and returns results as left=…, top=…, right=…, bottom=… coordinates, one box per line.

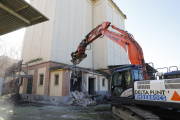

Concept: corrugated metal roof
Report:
left=0, top=0, right=49, bottom=36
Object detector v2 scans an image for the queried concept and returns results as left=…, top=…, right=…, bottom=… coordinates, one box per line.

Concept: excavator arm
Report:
left=71, top=22, right=150, bottom=80
left=71, top=22, right=111, bottom=65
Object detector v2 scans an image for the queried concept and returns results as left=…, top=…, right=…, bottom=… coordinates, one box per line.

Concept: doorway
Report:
left=89, top=78, right=95, bottom=95
left=26, top=78, right=33, bottom=94
left=70, top=77, right=82, bottom=92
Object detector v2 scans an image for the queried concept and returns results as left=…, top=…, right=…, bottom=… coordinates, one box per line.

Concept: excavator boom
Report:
left=71, top=22, right=150, bottom=79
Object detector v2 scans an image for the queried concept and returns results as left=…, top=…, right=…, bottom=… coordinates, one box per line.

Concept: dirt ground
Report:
left=0, top=102, right=116, bottom=120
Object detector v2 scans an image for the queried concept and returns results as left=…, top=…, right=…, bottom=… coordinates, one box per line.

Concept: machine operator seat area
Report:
left=112, top=70, right=133, bottom=97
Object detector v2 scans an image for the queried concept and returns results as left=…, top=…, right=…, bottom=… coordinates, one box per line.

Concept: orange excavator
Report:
left=71, top=21, right=150, bottom=80
left=71, top=22, right=180, bottom=119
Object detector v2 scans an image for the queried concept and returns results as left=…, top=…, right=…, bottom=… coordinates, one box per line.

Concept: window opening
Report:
left=112, top=72, right=123, bottom=97
left=102, top=79, right=105, bottom=86
left=39, top=75, right=44, bottom=85
left=54, top=75, right=59, bottom=85
left=113, top=72, right=123, bottom=86
left=20, top=77, right=23, bottom=85
left=124, top=70, right=132, bottom=88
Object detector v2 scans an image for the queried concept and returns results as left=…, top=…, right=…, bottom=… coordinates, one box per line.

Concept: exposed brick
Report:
left=62, top=70, right=70, bottom=96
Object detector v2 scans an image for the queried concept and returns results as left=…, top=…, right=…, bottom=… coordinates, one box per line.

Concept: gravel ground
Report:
left=0, top=102, right=116, bottom=120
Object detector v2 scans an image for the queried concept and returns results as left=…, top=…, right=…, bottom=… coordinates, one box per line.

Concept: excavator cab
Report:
left=111, top=64, right=143, bottom=98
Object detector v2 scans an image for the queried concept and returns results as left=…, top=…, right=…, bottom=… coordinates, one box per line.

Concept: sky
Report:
left=0, top=0, right=179, bottom=71
left=113, top=0, right=180, bottom=71
left=0, top=0, right=30, bottom=59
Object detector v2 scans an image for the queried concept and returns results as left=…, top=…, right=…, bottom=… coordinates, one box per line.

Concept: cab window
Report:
left=124, top=70, right=132, bottom=88
left=112, top=72, right=123, bottom=97
left=113, top=72, right=123, bottom=86
left=132, top=69, right=143, bottom=81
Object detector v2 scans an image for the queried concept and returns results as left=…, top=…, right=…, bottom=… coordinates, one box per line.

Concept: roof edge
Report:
left=108, top=0, right=127, bottom=19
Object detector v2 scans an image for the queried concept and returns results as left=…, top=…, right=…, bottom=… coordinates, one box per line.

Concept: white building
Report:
left=20, top=0, right=128, bottom=104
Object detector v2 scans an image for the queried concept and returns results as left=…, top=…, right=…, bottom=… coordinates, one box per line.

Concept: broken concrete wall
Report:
left=1, top=79, right=19, bottom=96
left=0, top=78, right=4, bottom=97
left=4, top=60, right=23, bottom=77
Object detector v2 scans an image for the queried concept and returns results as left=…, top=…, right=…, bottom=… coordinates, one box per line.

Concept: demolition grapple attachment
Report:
left=71, top=51, right=87, bottom=65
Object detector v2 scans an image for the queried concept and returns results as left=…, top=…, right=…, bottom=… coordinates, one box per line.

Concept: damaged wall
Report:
left=19, top=62, right=109, bottom=104
left=1, top=79, right=19, bottom=96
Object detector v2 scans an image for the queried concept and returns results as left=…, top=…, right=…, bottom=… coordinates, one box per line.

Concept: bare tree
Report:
left=0, top=38, right=21, bottom=78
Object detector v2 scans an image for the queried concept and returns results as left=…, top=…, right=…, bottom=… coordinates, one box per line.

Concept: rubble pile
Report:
left=67, top=91, right=96, bottom=107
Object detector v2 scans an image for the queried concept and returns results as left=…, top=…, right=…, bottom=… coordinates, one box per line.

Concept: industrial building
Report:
left=20, top=0, right=128, bottom=104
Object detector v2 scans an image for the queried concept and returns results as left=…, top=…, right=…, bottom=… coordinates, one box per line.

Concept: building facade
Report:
left=20, top=0, right=128, bottom=104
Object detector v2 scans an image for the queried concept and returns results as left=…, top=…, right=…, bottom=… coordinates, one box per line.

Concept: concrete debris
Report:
left=71, top=90, right=84, bottom=99
left=67, top=90, right=97, bottom=107
left=4, top=60, right=23, bottom=77
left=4, top=93, right=22, bottom=105
left=99, top=94, right=112, bottom=104
left=73, top=78, right=77, bottom=85
left=1, top=78, right=19, bottom=96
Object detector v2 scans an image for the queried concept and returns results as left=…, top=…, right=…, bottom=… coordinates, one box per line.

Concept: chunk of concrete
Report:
left=67, top=91, right=97, bottom=107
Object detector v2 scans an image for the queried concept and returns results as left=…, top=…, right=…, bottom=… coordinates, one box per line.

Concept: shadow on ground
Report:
left=0, top=102, right=115, bottom=120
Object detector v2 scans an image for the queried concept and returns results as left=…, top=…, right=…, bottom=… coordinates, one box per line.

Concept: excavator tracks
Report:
left=111, top=104, right=160, bottom=120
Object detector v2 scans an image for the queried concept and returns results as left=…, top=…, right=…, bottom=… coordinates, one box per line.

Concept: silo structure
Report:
left=20, top=0, right=128, bottom=104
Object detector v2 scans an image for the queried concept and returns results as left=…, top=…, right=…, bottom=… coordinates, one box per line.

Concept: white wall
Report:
left=93, top=0, right=128, bottom=69
left=93, top=0, right=108, bottom=69
left=22, top=0, right=128, bottom=69
left=106, top=0, right=129, bottom=66
left=51, top=0, right=93, bottom=68
left=21, top=0, right=57, bottom=64
left=100, top=76, right=108, bottom=92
